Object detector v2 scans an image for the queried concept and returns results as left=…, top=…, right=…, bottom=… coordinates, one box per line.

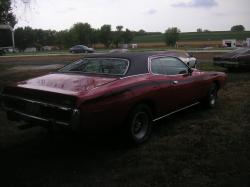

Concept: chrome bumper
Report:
left=1, top=94, right=80, bottom=129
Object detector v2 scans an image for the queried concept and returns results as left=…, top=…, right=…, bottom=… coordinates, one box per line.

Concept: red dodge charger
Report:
left=1, top=52, right=226, bottom=144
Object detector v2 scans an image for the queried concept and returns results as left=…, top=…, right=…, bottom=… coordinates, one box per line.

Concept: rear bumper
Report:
left=1, top=94, right=80, bottom=130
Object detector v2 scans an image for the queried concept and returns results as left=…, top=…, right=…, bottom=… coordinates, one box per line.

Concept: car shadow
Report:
left=0, top=125, right=131, bottom=186
left=0, top=104, right=207, bottom=186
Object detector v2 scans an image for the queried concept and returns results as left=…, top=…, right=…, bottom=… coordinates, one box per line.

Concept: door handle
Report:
left=172, top=80, right=179, bottom=84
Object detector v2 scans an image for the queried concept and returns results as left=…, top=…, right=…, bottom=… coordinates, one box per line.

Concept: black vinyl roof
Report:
left=82, top=52, right=166, bottom=76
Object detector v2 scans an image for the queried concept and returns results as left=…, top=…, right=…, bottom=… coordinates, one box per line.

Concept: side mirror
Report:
left=188, top=68, right=193, bottom=75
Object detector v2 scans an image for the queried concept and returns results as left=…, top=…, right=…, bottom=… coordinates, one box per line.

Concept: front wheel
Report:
left=202, top=83, right=218, bottom=108
left=126, top=104, right=152, bottom=145
left=193, top=61, right=197, bottom=69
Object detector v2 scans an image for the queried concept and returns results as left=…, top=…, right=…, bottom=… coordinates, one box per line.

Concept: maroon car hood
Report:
left=17, top=73, right=118, bottom=95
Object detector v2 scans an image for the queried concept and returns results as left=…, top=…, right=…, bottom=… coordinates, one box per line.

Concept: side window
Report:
left=151, top=57, right=188, bottom=75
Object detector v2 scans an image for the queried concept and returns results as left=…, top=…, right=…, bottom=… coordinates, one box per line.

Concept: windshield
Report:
left=59, top=58, right=129, bottom=76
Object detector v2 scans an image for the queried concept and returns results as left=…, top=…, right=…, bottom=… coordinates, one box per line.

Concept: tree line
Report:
left=0, top=23, right=135, bottom=50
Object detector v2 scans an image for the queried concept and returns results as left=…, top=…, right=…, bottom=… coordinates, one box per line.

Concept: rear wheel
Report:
left=126, top=104, right=152, bottom=145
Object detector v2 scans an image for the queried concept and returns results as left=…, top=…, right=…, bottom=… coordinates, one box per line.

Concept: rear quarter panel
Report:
left=77, top=74, right=158, bottom=130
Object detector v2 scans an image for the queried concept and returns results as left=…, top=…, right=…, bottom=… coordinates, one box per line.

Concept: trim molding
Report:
left=153, top=102, right=200, bottom=122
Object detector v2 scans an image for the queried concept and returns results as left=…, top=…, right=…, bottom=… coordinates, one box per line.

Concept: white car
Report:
left=163, top=50, right=197, bottom=68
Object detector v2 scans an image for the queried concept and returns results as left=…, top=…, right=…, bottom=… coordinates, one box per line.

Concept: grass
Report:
left=133, top=31, right=250, bottom=43
left=0, top=59, right=250, bottom=186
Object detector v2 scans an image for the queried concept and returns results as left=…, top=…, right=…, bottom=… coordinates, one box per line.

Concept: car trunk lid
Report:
left=17, top=73, right=118, bottom=95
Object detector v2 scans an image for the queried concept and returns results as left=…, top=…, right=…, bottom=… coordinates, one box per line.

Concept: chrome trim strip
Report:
left=153, top=102, right=200, bottom=122
left=120, top=73, right=150, bottom=79
left=12, top=110, right=70, bottom=126
left=2, top=94, right=72, bottom=111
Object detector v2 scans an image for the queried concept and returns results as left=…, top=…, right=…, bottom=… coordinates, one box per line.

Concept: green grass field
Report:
left=0, top=58, right=250, bottom=186
left=133, top=31, right=250, bottom=43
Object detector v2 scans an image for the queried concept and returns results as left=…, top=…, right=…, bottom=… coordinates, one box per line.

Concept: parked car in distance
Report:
left=69, top=45, right=94, bottom=53
left=1, top=52, right=226, bottom=144
left=213, top=48, right=250, bottom=70
left=163, top=50, right=197, bottom=68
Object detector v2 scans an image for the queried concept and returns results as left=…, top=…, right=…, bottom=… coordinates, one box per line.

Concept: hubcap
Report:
left=210, top=87, right=217, bottom=106
left=131, top=112, right=149, bottom=140
left=210, top=96, right=215, bottom=105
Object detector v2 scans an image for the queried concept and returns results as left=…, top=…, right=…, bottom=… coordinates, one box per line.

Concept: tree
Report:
left=100, top=24, right=112, bottom=48
left=113, top=25, right=123, bottom=48
left=164, top=27, right=180, bottom=47
left=0, top=29, right=12, bottom=47
left=90, top=29, right=100, bottom=47
left=231, top=25, right=245, bottom=32
left=122, top=29, right=134, bottom=44
left=0, top=0, right=17, bottom=27
left=116, top=25, right=123, bottom=32
left=138, top=29, right=146, bottom=35
left=70, top=23, right=92, bottom=46
left=55, top=30, right=73, bottom=48
left=14, top=27, right=35, bottom=51
left=197, top=28, right=202, bottom=32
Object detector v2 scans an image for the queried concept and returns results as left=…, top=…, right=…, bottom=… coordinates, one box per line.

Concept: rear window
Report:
left=59, top=58, right=129, bottom=76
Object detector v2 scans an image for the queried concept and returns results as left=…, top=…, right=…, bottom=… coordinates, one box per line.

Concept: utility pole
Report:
left=0, top=24, right=15, bottom=52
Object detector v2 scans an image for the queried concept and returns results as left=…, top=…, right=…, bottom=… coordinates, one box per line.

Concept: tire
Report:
left=203, top=83, right=218, bottom=108
left=193, top=61, right=197, bottom=69
left=125, top=104, right=152, bottom=145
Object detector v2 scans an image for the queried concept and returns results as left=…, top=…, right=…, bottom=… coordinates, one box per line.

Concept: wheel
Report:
left=203, top=83, right=218, bottom=108
left=193, top=61, right=197, bottom=68
left=126, top=104, right=152, bottom=145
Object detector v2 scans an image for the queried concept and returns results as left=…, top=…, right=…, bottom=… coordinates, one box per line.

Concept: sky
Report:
left=14, top=0, right=250, bottom=32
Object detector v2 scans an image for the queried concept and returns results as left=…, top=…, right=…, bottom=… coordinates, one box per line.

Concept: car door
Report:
left=150, top=56, right=203, bottom=113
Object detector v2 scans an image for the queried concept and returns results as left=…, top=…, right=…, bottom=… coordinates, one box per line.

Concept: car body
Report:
left=1, top=52, right=226, bottom=144
left=69, top=45, right=94, bottom=53
left=162, top=50, right=197, bottom=68
left=213, top=48, right=250, bottom=70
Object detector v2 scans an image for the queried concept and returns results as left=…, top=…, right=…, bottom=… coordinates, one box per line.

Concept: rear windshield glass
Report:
left=59, top=58, right=129, bottom=76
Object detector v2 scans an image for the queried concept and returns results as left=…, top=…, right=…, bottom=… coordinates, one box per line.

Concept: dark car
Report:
left=69, top=45, right=94, bottom=53
left=1, top=52, right=226, bottom=144
left=213, top=48, right=250, bottom=70
left=0, top=48, right=6, bottom=56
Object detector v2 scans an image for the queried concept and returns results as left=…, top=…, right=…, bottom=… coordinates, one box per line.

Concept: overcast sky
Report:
left=14, top=0, right=250, bottom=32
